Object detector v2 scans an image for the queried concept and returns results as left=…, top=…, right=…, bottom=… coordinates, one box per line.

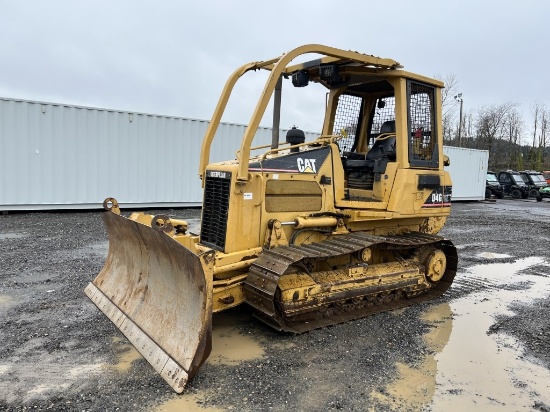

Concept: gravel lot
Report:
left=1, top=199, right=549, bottom=411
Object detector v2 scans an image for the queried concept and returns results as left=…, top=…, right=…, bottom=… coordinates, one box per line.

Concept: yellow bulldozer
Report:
left=85, top=44, right=457, bottom=392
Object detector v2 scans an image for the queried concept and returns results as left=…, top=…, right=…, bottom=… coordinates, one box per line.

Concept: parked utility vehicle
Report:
left=519, top=170, right=546, bottom=201
left=486, top=171, right=503, bottom=199
left=498, top=170, right=529, bottom=199
left=539, top=186, right=550, bottom=199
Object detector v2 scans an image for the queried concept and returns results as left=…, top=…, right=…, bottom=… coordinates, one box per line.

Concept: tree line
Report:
left=439, top=74, right=549, bottom=172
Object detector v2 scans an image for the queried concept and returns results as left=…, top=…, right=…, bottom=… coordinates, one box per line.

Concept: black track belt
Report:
left=243, top=232, right=457, bottom=333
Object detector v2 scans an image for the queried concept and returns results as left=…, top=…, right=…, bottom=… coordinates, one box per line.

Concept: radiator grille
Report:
left=200, top=174, right=231, bottom=251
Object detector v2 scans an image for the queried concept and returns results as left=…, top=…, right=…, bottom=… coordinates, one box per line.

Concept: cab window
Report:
left=408, top=81, right=438, bottom=168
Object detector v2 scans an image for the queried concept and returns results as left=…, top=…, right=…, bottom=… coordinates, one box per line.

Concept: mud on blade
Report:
left=85, top=211, right=214, bottom=393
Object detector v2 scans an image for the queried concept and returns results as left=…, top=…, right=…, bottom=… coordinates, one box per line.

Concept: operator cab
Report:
left=323, top=75, right=441, bottom=205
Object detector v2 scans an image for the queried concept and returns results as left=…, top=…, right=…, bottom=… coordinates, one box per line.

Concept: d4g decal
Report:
left=422, top=186, right=452, bottom=207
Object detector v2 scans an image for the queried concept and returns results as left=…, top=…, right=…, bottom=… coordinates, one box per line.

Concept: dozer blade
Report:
left=85, top=211, right=214, bottom=393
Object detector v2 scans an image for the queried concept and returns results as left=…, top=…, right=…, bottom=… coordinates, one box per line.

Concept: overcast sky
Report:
left=1, top=0, right=549, bottom=135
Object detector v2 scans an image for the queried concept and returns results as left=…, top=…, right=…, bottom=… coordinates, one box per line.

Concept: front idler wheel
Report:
left=419, top=246, right=447, bottom=283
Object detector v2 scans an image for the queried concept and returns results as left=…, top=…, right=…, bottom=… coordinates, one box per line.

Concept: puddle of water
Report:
left=376, top=257, right=550, bottom=411
left=82, top=241, right=108, bottom=256
left=155, top=392, right=224, bottom=412
left=0, top=294, right=14, bottom=306
left=106, top=308, right=263, bottom=377
left=114, top=346, right=142, bottom=373
left=14, top=272, right=57, bottom=284
left=27, top=383, right=70, bottom=396
left=476, top=252, right=511, bottom=259
left=109, top=336, right=143, bottom=373
left=429, top=256, right=550, bottom=410
left=454, top=243, right=486, bottom=250
left=153, top=301, right=254, bottom=411
left=68, top=364, right=103, bottom=377
left=371, top=303, right=452, bottom=409
left=389, top=308, right=408, bottom=316
left=473, top=256, right=544, bottom=283
left=271, top=341, right=296, bottom=350
left=423, top=305, right=453, bottom=354
left=0, top=293, right=24, bottom=309
left=141, top=309, right=263, bottom=411
left=208, top=311, right=265, bottom=365
left=0, top=233, right=25, bottom=240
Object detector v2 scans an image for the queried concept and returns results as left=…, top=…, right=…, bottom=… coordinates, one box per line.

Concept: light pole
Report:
left=454, top=93, right=463, bottom=147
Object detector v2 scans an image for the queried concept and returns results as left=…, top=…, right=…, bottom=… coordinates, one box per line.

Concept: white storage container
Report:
left=0, top=97, right=318, bottom=210
left=443, top=146, right=489, bottom=201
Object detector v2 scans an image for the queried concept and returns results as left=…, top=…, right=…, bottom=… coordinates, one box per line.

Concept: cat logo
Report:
left=297, top=158, right=317, bottom=173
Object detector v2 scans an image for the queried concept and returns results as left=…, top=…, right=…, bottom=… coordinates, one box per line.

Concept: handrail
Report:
left=235, top=141, right=290, bottom=159
left=259, top=141, right=323, bottom=161
left=258, top=135, right=342, bottom=160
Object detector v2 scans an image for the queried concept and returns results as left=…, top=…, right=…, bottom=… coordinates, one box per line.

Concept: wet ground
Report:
left=0, top=199, right=549, bottom=411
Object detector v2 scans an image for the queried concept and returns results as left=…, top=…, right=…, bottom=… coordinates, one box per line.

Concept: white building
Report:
left=1, top=97, right=487, bottom=210
left=0, top=97, right=318, bottom=211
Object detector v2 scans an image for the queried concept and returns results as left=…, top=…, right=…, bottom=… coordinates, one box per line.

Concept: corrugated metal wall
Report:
left=0, top=98, right=318, bottom=210
left=1, top=97, right=488, bottom=210
left=443, top=146, right=489, bottom=201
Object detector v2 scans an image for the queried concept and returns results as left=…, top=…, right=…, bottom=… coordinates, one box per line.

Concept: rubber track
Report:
left=243, top=232, right=457, bottom=333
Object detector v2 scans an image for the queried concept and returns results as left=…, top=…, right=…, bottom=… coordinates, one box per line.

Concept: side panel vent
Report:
left=200, top=172, right=231, bottom=251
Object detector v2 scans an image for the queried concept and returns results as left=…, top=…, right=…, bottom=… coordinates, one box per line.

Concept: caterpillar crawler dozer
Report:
left=85, top=44, right=457, bottom=392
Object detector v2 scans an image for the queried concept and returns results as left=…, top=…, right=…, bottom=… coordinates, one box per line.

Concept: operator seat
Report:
left=366, top=120, right=396, bottom=162
left=344, top=120, right=396, bottom=190
left=346, top=120, right=396, bottom=170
